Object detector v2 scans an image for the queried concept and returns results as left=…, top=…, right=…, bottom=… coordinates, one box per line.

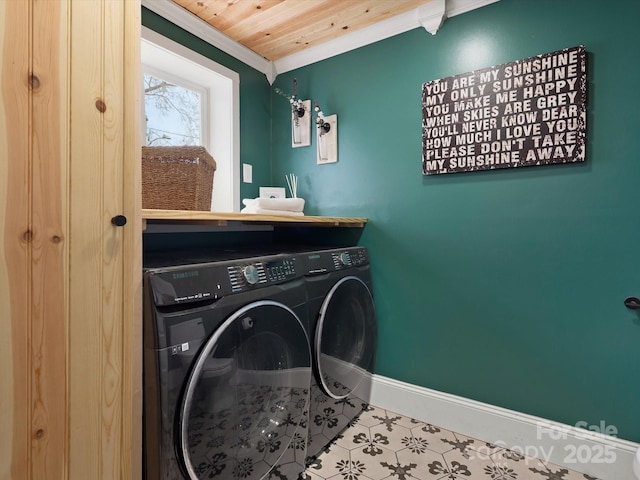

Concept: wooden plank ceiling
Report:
left=171, top=0, right=434, bottom=61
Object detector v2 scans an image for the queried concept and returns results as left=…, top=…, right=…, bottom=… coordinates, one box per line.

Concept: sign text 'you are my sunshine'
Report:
left=422, top=45, right=586, bottom=175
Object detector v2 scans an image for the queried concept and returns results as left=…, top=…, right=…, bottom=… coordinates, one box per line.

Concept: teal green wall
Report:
left=272, top=0, right=640, bottom=442
left=142, top=1, right=640, bottom=442
left=142, top=8, right=271, bottom=200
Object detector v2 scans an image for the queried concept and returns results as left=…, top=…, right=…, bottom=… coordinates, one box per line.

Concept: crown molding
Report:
left=274, top=7, right=420, bottom=75
left=141, top=0, right=273, bottom=78
left=274, top=0, right=500, bottom=75
left=446, top=0, right=501, bottom=17
left=142, top=0, right=500, bottom=83
left=418, top=0, right=447, bottom=35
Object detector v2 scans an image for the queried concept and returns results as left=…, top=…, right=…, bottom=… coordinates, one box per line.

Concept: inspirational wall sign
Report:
left=422, top=45, right=586, bottom=175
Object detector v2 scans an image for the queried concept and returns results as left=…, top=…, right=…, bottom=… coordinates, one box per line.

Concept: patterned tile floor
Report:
left=302, top=405, right=600, bottom=480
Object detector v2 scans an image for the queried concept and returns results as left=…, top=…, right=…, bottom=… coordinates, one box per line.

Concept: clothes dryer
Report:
left=143, top=252, right=311, bottom=480
left=297, top=247, right=377, bottom=462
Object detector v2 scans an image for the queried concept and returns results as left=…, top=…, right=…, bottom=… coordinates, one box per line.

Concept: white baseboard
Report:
left=355, top=374, right=640, bottom=480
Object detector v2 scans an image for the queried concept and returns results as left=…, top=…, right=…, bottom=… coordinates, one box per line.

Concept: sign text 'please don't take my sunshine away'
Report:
left=422, top=45, right=586, bottom=175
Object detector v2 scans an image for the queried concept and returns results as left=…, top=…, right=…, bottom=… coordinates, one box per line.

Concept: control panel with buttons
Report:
left=228, top=257, right=297, bottom=292
left=148, top=254, right=301, bottom=306
left=302, top=247, right=369, bottom=275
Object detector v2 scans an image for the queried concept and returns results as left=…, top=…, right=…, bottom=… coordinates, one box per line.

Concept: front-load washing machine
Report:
left=297, top=246, right=377, bottom=462
left=143, top=252, right=311, bottom=480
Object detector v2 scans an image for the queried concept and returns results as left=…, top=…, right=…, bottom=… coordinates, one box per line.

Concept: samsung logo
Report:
left=307, top=254, right=321, bottom=259
left=173, top=270, right=199, bottom=280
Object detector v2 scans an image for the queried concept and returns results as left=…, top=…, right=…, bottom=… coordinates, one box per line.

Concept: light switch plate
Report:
left=242, top=163, right=252, bottom=183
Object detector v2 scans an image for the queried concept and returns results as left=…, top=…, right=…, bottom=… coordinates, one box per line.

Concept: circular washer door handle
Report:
left=624, top=297, right=640, bottom=310
left=111, top=215, right=127, bottom=227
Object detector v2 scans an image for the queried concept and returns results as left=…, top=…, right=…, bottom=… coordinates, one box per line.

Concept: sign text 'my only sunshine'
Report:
left=422, top=46, right=586, bottom=175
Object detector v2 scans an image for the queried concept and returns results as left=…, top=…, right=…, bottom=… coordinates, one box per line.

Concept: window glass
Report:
left=144, top=73, right=202, bottom=147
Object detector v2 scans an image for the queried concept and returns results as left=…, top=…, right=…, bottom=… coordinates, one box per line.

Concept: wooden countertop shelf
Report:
left=142, top=209, right=367, bottom=230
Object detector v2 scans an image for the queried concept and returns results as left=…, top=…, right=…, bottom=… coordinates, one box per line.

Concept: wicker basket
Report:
left=142, top=146, right=216, bottom=211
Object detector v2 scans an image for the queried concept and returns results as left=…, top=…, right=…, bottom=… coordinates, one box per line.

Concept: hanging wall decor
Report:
left=291, top=99, right=311, bottom=147
left=315, top=102, right=338, bottom=164
left=275, top=78, right=311, bottom=148
left=422, top=45, right=586, bottom=175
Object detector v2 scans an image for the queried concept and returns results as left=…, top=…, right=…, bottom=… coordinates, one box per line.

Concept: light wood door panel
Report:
left=0, top=0, right=141, bottom=478
left=0, top=0, right=32, bottom=478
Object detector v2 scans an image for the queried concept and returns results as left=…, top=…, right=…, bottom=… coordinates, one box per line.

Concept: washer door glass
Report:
left=177, top=300, right=311, bottom=480
left=316, top=276, right=377, bottom=399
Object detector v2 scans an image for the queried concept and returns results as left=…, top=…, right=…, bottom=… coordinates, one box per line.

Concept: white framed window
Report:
left=141, top=26, right=240, bottom=212
left=143, top=67, right=206, bottom=147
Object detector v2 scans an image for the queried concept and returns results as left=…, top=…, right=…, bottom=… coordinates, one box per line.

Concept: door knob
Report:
left=111, top=215, right=127, bottom=227
left=624, top=297, right=640, bottom=310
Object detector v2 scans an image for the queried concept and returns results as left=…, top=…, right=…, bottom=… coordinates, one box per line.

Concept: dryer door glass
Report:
left=316, top=276, right=377, bottom=399
left=177, top=300, right=311, bottom=480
